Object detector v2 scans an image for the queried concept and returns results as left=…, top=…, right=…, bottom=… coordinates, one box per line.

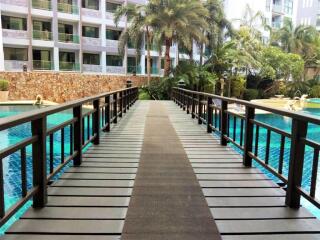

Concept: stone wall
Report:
left=0, top=72, right=149, bottom=103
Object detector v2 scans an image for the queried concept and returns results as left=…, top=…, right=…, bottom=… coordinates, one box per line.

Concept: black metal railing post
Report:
left=113, top=93, right=118, bottom=124
left=198, top=94, right=203, bottom=124
left=286, top=119, right=308, bottom=208
left=31, top=117, right=47, bottom=208
left=182, top=91, right=186, bottom=111
left=207, top=97, right=213, bottom=133
left=119, top=91, right=123, bottom=118
left=93, top=99, right=100, bottom=145
left=186, top=92, right=190, bottom=114
left=123, top=90, right=127, bottom=113
left=191, top=93, right=195, bottom=119
left=243, top=106, right=255, bottom=167
left=105, top=95, right=111, bottom=132
left=73, top=105, right=82, bottom=166
left=220, top=100, right=228, bottom=146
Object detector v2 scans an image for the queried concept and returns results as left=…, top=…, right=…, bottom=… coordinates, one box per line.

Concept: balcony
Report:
left=127, top=65, right=141, bottom=74
left=59, top=62, right=80, bottom=71
left=33, top=60, right=53, bottom=70
left=82, top=37, right=101, bottom=46
left=2, top=29, right=28, bottom=39
left=58, top=3, right=79, bottom=14
left=0, top=0, right=28, bottom=7
left=4, top=60, right=28, bottom=71
left=272, top=21, right=281, bottom=29
left=83, top=64, right=102, bottom=72
left=82, top=8, right=102, bottom=18
left=32, top=0, right=51, bottom=10
left=273, top=3, right=283, bottom=14
left=106, top=66, right=125, bottom=74
left=33, top=30, right=52, bottom=41
left=58, top=33, right=80, bottom=43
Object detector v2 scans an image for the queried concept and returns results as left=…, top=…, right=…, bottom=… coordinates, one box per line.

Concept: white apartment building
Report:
left=295, top=0, right=320, bottom=30
left=0, top=0, right=201, bottom=75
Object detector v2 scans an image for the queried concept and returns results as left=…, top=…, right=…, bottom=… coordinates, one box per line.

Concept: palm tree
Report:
left=114, top=3, right=153, bottom=83
left=148, top=0, right=208, bottom=76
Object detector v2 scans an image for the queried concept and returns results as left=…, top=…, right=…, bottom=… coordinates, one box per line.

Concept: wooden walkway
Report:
left=2, top=100, right=320, bottom=239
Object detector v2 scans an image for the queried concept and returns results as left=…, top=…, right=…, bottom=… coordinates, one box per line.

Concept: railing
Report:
left=33, top=30, right=52, bottom=41
left=59, top=62, right=80, bottom=71
left=32, top=0, right=51, bottom=10
left=0, top=87, right=138, bottom=227
left=58, top=2, right=79, bottom=14
left=127, top=66, right=141, bottom=74
left=172, top=87, right=320, bottom=210
left=33, top=60, right=53, bottom=70
left=58, top=33, right=80, bottom=43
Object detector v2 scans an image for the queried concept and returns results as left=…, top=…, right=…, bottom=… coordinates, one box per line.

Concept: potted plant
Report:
left=0, top=79, right=9, bottom=102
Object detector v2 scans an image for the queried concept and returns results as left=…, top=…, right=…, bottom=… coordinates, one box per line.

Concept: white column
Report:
left=54, top=47, right=59, bottom=71
left=0, top=10, right=5, bottom=71
left=140, top=54, right=145, bottom=75
left=101, top=51, right=106, bottom=73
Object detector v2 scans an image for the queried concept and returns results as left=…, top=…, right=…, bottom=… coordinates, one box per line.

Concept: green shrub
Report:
left=0, top=79, right=9, bottom=91
left=243, top=89, right=259, bottom=101
left=139, top=88, right=151, bottom=100
left=309, top=85, right=320, bottom=98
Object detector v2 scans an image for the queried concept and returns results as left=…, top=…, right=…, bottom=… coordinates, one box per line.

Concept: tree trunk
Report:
left=164, top=38, right=171, bottom=77
left=200, top=43, right=203, bottom=65
left=146, top=27, right=151, bottom=84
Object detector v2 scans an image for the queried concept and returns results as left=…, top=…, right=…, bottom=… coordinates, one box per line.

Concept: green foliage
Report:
left=243, top=89, right=259, bottom=100
left=309, top=85, right=320, bottom=98
left=138, top=88, right=151, bottom=100
left=145, top=77, right=178, bottom=100
left=0, top=80, right=9, bottom=91
left=231, top=75, right=246, bottom=98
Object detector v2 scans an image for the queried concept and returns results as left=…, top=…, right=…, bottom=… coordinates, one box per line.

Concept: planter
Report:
left=0, top=91, right=9, bottom=102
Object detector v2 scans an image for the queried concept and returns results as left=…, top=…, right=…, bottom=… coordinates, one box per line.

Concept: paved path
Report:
left=2, top=100, right=320, bottom=240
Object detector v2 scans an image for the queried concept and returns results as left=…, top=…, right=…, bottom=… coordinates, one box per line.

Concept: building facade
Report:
left=0, top=0, right=199, bottom=75
left=295, top=0, right=320, bottom=30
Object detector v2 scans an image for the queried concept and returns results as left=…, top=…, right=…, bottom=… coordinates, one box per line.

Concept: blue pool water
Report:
left=306, top=98, right=320, bottom=104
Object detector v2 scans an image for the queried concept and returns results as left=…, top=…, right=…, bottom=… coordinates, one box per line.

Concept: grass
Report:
left=139, top=89, right=152, bottom=100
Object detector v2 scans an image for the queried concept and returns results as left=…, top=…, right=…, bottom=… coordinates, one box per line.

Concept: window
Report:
left=106, top=29, right=121, bottom=40
left=106, top=55, right=122, bottom=66
left=33, top=50, right=51, bottom=61
left=1, top=16, right=27, bottom=30
left=266, top=0, right=271, bottom=11
left=4, top=48, right=28, bottom=61
left=284, top=0, right=293, bottom=14
left=82, top=0, right=99, bottom=10
left=33, top=20, right=51, bottom=31
left=83, top=53, right=100, bottom=65
left=106, top=1, right=121, bottom=12
left=58, top=23, right=73, bottom=34
left=82, top=26, right=99, bottom=38
left=59, top=52, right=75, bottom=62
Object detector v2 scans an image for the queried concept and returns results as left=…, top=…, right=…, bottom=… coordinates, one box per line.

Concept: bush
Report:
left=243, top=89, right=259, bottom=101
left=0, top=80, right=9, bottom=91
left=138, top=88, right=151, bottom=100
left=309, top=85, right=320, bottom=98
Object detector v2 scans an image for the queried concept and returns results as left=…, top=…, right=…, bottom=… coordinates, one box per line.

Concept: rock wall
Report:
left=0, top=72, right=149, bottom=103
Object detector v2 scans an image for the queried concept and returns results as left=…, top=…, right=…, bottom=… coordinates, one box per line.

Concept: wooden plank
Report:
left=52, top=179, right=134, bottom=187
left=6, top=219, right=124, bottom=234
left=83, top=158, right=139, bottom=163
left=66, top=167, right=137, bottom=173
left=194, top=168, right=262, bottom=174
left=200, top=180, right=278, bottom=188
left=83, top=153, right=140, bottom=158
left=81, top=162, right=139, bottom=168
left=47, top=196, right=130, bottom=207
left=222, top=234, right=320, bottom=240
left=216, top=219, right=320, bottom=234
left=197, top=174, right=269, bottom=180
left=206, top=197, right=286, bottom=207
left=60, top=173, right=136, bottom=180
left=22, top=207, right=127, bottom=219
left=210, top=207, right=314, bottom=219
left=48, top=187, right=132, bottom=196
left=203, top=188, right=285, bottom=197
left=1, top=235, right=121, bottom=240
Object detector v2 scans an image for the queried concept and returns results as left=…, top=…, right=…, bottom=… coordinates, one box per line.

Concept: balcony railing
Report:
left=127, top=66, right=141, bottom=74
left=4, top=60, right=28, bottom=71
left=2, top=29, right=28, bottom=39
left=82, top=37, right=101, bottom=46
left=272, top=21, right=281, bottom=29
left=33, top=30, right=52, bottom=41
left=33, top=60, right=53, bottom=70
left=32, top=0, right=51, bottom=10
left=82, top=64, right=102, bottom=72
left=58, top=3, right=79, bottom=14
left=82, top=8, right=102, bottom=18
left=59, top=62, right=80, bottom=71
left=273, top=3, right=283, bottom=14
left=151, top=67, right=159, bottom=74
left=58, top=33, right=80, bottom=43
left=0, top=0, right=28, bottom=7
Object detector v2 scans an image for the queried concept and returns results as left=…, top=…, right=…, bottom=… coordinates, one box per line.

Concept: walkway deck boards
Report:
left=2, top=100, right=320, bottom=240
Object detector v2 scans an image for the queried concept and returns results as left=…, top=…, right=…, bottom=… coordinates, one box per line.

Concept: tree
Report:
left=114, top=3, right=153, bottom=83
left=148, top=0, right=208, bottom=76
